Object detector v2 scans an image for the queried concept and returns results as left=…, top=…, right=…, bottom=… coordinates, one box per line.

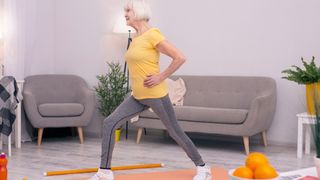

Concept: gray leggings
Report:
left=100, top=94, right=205, bottom=168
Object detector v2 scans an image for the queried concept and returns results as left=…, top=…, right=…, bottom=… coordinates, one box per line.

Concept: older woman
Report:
left=89, top=0, right=211, bottom=180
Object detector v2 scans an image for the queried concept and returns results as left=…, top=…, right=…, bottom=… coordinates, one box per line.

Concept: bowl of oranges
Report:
left=229, top=152, right=279, bottom=180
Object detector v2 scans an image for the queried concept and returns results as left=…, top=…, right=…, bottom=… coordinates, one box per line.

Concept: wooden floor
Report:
left=6, top=130, right=314, bottom=180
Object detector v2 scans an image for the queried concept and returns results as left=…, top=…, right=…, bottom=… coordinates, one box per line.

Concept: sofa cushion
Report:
left=139, top=106, right=248, bottom=124
left=38, top=103, right=84, bottom=117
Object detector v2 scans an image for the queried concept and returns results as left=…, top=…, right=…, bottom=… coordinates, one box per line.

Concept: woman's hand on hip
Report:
left=144, top=74, right=163, bottom=88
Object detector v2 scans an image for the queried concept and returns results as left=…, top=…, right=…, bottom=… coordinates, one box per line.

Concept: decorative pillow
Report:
left=130, top=77, right=187, bottom=123
left=166, top=77, right=187, bottom=106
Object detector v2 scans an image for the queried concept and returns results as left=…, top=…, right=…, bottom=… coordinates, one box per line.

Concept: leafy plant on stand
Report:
left=282, top=56, right=320, bottom=115
left=95, top=62, right=128, bottom=117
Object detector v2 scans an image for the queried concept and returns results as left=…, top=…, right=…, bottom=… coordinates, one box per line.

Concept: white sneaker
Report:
left=193, top=165, right=212, bottom=180
left=89, top=168, right=114, bottom=180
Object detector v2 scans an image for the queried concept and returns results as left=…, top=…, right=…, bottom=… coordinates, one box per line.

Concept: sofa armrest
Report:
left=22, top=90, right=43, bottom=127
left=243, top=92, right=277, bottom=136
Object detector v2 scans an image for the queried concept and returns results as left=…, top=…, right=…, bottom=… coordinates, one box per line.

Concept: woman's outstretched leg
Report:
left=139, top=95, right=212, bottom=180
left=100, top=96, right=146, bottom=168
left=90, top=96, right=146, bottom=180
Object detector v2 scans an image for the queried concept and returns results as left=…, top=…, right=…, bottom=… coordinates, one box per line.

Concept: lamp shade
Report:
left=113, top=16, right=136, bottom=34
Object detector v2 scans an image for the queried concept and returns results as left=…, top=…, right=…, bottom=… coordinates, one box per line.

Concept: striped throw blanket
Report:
left=0, top=76, right=20, bottom=136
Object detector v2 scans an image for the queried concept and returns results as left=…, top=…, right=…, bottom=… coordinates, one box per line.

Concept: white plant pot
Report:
left=313, top=156, right=320, bottom=178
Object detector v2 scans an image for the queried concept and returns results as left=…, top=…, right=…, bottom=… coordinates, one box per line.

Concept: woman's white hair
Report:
left=124, top=0, right=151, bottom=21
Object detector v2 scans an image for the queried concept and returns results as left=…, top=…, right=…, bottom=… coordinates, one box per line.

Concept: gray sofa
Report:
left=132, top=75, right=277, bottom=154
left=23, top=74, right=95, bottom=145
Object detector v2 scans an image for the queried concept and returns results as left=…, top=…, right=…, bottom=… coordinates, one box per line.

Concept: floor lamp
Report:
left=113, top=16, right=136, bottom=139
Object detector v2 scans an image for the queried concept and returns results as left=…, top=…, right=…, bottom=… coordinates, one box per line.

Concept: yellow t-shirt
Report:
left=124, top=28, right=168, bottom=100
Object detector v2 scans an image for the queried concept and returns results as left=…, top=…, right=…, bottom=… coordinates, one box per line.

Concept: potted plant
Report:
left=282, top=56, right=320, bottom=114
left=95, top=62, right=128, bottom=141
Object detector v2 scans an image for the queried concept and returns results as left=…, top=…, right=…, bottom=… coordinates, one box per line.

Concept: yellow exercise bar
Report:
left=43, top=163, right=165, bottom=176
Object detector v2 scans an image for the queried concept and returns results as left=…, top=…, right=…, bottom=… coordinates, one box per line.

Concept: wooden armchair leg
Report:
left=77, top=127, right=84, bottom=144
left=261, top=131, right=268, bottom=147
left=136, top=128, right=143, bottom=144
left=243, top=136, right=250, bottom=155
left=37, top=128, right=44, bottom=146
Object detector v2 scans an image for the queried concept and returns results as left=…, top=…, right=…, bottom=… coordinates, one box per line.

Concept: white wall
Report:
left=24, top=0, right=55, bottom=76
left=55, top=0, right=105, bottom=84
left=2, top=0, right=55, bottom=79
left=23, top=0, right=128, bottom=85
left=2, top=0, right=27, bottom=79
left=21, top=0, right=320, bottom=144
left=149, top=1, right=320, bottom=145
left=54, top=0, right=131, bottom=86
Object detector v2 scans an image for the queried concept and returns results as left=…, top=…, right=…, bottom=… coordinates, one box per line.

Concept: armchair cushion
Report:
left=38, top=103, right=84, bottom=117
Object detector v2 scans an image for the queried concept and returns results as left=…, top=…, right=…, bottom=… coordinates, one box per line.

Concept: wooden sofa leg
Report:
left=243, top=136, right=250, bottom=155
left=137, top=128, right=143, bottom=144
left=77, top=127, right=84, bottom=144
left=38, top=128, right=44, bottom=146
left=261, top=131, right=268, bottom=147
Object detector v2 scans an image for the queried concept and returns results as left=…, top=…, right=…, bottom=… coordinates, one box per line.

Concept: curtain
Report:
left=2, top=0, right=36, bottom=142
left=3, top=0, right=28, bottom=80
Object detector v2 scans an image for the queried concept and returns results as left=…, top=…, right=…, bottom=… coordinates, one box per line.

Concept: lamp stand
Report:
left=124, top=30, right=132, bottom=139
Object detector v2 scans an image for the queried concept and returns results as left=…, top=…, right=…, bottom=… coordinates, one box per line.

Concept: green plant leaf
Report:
left=94, top=62, right=128, bottom=117
left=282, top=57, right=320, bottom=84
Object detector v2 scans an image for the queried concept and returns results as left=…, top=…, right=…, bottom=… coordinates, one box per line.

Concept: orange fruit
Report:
left=254, top=164, right=278, bottom=179
left=232, top=166, right=254, bottom=179
left=245, top=152, right=269, bottom=171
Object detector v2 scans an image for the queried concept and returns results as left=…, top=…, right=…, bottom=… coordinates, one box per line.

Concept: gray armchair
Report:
left=23, top=74, right=95, bottom=145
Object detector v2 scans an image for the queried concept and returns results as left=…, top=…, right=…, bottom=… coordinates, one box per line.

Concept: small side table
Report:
left=297, top=112, right=316, bottom=158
